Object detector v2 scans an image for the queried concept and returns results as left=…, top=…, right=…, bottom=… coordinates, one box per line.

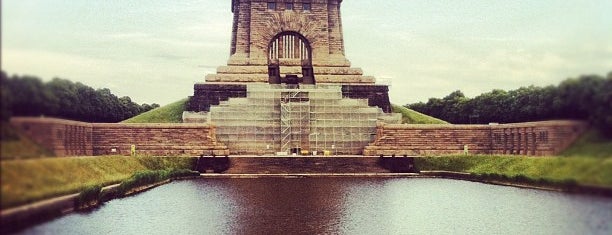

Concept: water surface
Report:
left=19, top=178, right=612, bottom=234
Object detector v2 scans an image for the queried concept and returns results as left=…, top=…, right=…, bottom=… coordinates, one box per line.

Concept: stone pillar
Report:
left=326, top=0, right=349, bottom=66
left=229, top=0, right=251, bottom=65
left=531, top=128, right=536, bottom=155
left=230, top=1, right=239, bottom=55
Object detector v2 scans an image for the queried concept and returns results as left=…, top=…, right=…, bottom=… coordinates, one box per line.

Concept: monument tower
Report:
left=216, top=0, right=361, bottom=82
left=187, top=0, right=399, bottom=155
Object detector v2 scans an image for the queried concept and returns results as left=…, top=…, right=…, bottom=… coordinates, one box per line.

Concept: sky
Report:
left=3, top=0, right=612, bottom=106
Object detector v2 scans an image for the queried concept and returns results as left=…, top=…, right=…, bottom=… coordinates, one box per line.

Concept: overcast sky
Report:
left=3, top=0, right=611, bottom=106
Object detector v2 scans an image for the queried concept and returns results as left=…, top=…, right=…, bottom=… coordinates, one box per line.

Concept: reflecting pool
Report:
left=18, top=178, right=612, bottom=234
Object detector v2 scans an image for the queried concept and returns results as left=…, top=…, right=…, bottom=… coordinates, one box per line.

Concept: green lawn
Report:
left=417, top=129, right=612, bottom=188
left=416, top=155, right=612, bottom=187
left=391, top=104, right=448, bottom=124
left=121, top=98, right=187, bottom=123
left=1, top=156, right=195, bottom=209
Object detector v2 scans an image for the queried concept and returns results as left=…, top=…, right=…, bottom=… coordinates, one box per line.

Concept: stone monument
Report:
left=186, top=0, right=399, bottom=155
left=187, top=0, right=391, bottom=113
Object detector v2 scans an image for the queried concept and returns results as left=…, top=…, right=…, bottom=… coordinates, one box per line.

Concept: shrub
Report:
left=75, top=185, right=102, bottom=209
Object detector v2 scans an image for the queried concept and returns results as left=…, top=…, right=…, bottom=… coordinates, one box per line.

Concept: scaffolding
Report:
left=280, top=90, right=310, bottom=153
left=209, top=84, right=400, bottom=155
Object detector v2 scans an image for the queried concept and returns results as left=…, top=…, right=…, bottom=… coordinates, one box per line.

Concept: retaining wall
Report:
left=225, top=156, right=389, bottom=174
left=10, top=117, right=587, bottom=157
left=363, top=120, right=588, bottom=156
left=9, top=117, right=229, bottom=157
left=9, top=117, right=93, bottom=156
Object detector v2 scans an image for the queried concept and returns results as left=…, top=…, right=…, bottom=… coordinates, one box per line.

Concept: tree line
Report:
left=1, top=71, right=160, bottom=122
left=407, top=72, right=612, bottom=135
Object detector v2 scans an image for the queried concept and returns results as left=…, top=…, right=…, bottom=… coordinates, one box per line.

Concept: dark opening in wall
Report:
left=267, top=2, right=276, bottom=10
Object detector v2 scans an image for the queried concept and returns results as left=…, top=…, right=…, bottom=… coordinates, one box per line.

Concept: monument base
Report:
left=342, top=84, right=392, bottom=113
left=187, top=83, right=392, bottom=113
left=187, top=83, right=247, bottom=112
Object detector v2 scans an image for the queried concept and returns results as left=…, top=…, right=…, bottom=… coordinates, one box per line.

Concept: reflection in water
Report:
left=18, top=178, right=612, bottom=235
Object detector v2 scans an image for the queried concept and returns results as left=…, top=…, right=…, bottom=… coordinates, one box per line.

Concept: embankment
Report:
left=1, top=156, right=195, bottom=209
left=1, top=156, right=198, bottom=234
left=416, top=155, right=612, bottom=193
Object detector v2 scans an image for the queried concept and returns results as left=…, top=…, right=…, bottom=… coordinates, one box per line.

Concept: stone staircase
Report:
left=208, top=84, right=401, bottom=155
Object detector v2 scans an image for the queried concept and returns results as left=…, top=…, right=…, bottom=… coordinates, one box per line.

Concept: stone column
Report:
left=229, top=0, right=251, bottom=65
left=230, top=1, right=239, bottom=55
left=326, top=0, right=350, bottom=66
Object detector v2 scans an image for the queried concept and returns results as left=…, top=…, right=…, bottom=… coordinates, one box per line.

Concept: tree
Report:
left=406, top=72, right=612, bottom=134
left=1, top=71, right=161, bottom=122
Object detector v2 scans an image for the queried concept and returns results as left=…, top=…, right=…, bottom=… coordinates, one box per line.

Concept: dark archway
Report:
left=268, top=31, right=312, bottom=66
left=267, top=32, right=315, bottom=85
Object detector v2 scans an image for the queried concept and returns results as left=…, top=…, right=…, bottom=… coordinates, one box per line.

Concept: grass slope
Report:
left=122, top=98, right=187, bottom=123
left=1, top=123, right=53, bottom=159
left=417, top=128, right=612, bottom=188
left=391, top=104, right=448, bottom=124
left=561, top=129, right=612, bottom=159
left=417, top=155, right=612, bottom=187
left=1, top=156, right=195, bottom=209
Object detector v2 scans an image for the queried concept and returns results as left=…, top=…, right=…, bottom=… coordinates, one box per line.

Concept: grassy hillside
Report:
left=561, top=129, right=612, bottom=159
left=417, top=155, right=612, bottom=188
left=391, top=104, right=448, bottom=124
left=1, top=123, right=53, bottom=159
left=122, top=98, right=187, bottom=123
left=1, top=156, right=195, bottom=209
left=417, top=128, right=612, bottom=188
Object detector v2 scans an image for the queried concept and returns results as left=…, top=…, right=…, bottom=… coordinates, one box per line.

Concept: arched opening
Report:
left=268, top=32, right=312, bottom=65
left=267, top=32, right=314, bottom=85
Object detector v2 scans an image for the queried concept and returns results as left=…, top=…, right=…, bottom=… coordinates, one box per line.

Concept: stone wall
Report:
left=342, top=84, right=392, bottom=113
left=11, top=117, right=587, bottom=157
left=363, top=121, right=588, bottom=156
left=187, top=83, right=247, bottom=112
left=187, top=83, right=392, bottom=113
left=488, top=121, right=587, bottom=156
left=92, top=123, right=229, bottom=156
left=229, top=0, right=347, bottom=66
left=9, top=117, right=93, bottom=156
left=206, top=0, right=378, bottom=84
left=9, top=117, right=229, bottom=157
left=225, top=156, right=389, bottom=174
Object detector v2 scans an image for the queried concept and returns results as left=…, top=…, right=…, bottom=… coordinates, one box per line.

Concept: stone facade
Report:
left=9, top=117, right=229, bottom=157
left=9, top=117, right=93, bottom=156
left=342, top=84, right=392, bottom=113
left=188, top=0, right=392, bottom=114
left=187, top=83, right=247, bottom=112
left=363, top=120, right=588, bottom=156
left=212, top=0, right=363, bottom=83
left=10, top=117, right=587, bottom=157
left=92, top=123, right=229, bottom=156
left=187, top=83, right=392, bottom=113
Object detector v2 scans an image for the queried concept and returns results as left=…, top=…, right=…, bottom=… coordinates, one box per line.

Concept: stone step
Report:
left=224, top=157, right=390, bottom=174
left=205, top=74, right=375, bottom=83
left=216, top=65, right=364, bottom=75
